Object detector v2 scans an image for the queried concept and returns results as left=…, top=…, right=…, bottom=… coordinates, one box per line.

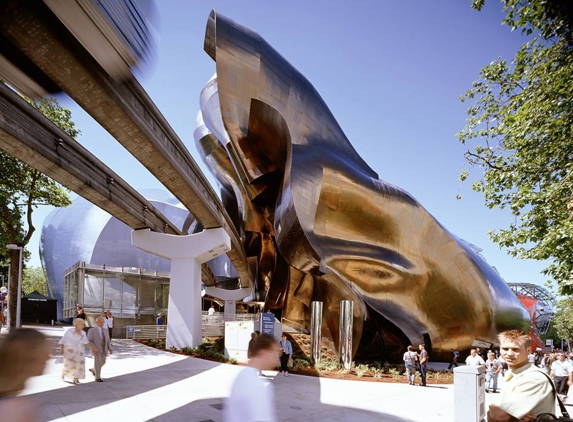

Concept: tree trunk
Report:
left=8, top=248, right=19, bottom=328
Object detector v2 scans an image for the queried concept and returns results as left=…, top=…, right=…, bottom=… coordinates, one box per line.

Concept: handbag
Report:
left=287, top=357, right=294, bottom=368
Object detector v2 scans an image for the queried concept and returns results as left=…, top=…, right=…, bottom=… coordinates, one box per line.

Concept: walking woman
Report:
left=278, top=334, right=293, bottom=376
left=403, top=345, right=418, bottom=385
left=59, top=318, right=91, bottom=384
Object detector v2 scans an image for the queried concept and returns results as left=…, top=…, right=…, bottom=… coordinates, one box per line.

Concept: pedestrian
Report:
left=224, top=333, right=278, bottom=422
left=87, top=316, right=113, bottom=382
left=278, top=334, right=293, bottom=376
left=550, top=352, right=573, bottom=399
left=528, top=351, right=536, bottom=365
left=487, top=330, right=560, bottom=421
left=208, top=305, right=215, bottom=316
left=75, top=304, right=86, bottom=321
left=465, top=349, right=485, bottom=366
left=59, top=318, right=90, bottom=384
left=484, top=351, right=502, bottom=393
left=105, top=310, right=114, bottom=340
left=0, top=328, right=50, bottom=421
left=403, top=345, right=418, bottom=385
left=447, top=348, right=459, bottom=370
left=248, top=332, right=258, bottom=360
left=418, top=344, right=429, bottom=386
left=540, top=352, right=550, bottom=373
left=156, top=312, right=164, bottom=325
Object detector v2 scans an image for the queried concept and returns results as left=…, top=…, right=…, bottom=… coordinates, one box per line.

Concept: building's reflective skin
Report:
left=194, top=11, right=530, bottom=361
left=41, top=189, right=237, bottom=318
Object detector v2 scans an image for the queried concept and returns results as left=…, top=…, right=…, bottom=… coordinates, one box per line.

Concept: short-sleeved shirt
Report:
left=485, top=358, right=502, bottom=374
left=224, top=367, right=276, bottom=422
left=551, top=360, right=573, bottom=377
left=498, top=363, right=557, bottom=419
left=419, top=349, right=429, bottom=365
left=465, top=355, right=485, bottom=366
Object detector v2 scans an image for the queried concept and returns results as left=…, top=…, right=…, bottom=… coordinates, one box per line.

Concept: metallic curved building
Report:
left=193, top=11, right=530, bottom=361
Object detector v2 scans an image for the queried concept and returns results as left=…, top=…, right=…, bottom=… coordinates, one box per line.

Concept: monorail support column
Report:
left=339, top=300, right=354, bottom=370
left=311, top=301, right=323, bottom=364
left=132, top=228, right=230, bottom=349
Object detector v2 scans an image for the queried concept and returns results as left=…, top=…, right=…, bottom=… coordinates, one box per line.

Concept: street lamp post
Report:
left=6, top=244, right=23, bottom=328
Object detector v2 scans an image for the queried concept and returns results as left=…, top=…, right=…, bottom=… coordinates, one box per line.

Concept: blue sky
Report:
left=28, top=1, right=552, bottom=288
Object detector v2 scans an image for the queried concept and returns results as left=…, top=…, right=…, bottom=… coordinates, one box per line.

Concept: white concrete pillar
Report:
left=204, top=286, right=251, bottom=320
left=132, top=228, right=230, bottom=349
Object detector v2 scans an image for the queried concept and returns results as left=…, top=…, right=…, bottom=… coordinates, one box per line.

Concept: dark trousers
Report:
left=447, top=360, right=458, bottom=370
left=554, top=376, right=569, bottom=395
left=108, top=327, right=113, bottom=340
left=419, top=364, right=427, bottom=386
left=280, top=354, right=290, bottom=373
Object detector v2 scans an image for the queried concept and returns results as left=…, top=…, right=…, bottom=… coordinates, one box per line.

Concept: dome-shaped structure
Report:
left=40, top=189, right=238, bottom=318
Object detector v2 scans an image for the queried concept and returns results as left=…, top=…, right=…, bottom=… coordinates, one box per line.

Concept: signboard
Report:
left=546, top=339, right=553, bottom=346
left=260, top=312, right=275, bottom=336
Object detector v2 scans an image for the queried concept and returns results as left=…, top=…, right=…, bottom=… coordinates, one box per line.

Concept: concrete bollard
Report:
left=454, top=365, right=486, bottom=422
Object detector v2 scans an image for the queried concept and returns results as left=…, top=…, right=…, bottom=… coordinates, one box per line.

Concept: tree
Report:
left=457, top=1, right=573, bottom=294
left=552, top=297, right=573, bottom=349
left=21, top=266, right=49, bottom=296
left=0, top=94, right=77, bottom=326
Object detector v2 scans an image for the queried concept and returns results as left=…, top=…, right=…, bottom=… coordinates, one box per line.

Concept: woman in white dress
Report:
left=59, top=318, right=90, bottom=384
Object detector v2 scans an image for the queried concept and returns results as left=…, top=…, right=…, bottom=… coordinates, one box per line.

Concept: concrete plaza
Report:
left=13, top=326, right=568, bottom=422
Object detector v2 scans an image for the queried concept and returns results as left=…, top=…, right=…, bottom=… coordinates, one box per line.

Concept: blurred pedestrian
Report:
left=550, top=352, right=573, bottom=399
left=156, top=313, right=164, bottom=325
left=248, top=332, right=258, bottom=360
left=224, top=334, right=278, bottom=422
left=0, top=328, right=50, bottom=421
left=59, top=318, right=90, bottom=384
left=447, top=348, right=459, bottom=370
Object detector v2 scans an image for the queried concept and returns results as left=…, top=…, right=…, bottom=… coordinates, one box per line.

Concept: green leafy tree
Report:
left=457, top=1, right=573, bottom=294
left=0, top=94, right=77, bottom=326
left=553, top=297, right=573, bottom=348
left=21, top=266, right=49, bottom=296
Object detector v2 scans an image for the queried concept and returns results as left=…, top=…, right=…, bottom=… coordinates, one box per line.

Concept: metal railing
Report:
left=126, top=312, right=260, bottom=339
left=281, top=317, right=309, bottom=334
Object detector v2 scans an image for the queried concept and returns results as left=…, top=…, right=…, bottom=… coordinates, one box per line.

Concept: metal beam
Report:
left=0, top=0, right=250, bottom=285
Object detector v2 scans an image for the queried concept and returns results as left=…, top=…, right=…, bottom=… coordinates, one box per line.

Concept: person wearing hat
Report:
left=156, top=313, right=164, bottom=325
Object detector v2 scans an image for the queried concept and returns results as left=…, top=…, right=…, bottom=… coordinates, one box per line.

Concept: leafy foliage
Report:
left=553, top=297, right=573, bottom=345
left=458, top=1, right=573, bottom=294
left=0, top=94, right=77, bottom=324
left=21, top=266, right=49, bottom=296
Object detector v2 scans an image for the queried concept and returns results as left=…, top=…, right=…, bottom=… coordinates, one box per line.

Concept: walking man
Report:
left=448, top=348, right=459, bottom=370
left=87, top=317, right=113, bottom=382
left=418, top=344, right=429, bottom=386
left=484, top=351, right=502, bottom=393
left=487, top=330, right=559, bottom=421
left=550, top=352, right=573, bottom=399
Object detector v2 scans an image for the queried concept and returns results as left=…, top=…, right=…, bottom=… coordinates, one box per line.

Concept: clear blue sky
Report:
left=28, top=0, right=552, bottom=288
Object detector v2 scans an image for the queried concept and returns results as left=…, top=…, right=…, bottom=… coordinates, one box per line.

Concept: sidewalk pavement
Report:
left=11, top=326, right=569, bottom=422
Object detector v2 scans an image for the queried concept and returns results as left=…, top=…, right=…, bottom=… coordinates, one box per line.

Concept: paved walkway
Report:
left=11, top=327, right=567, bottom=422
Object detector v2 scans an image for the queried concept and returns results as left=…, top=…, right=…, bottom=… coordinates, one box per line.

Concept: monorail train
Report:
left=0, top=0, right=157, bottom=98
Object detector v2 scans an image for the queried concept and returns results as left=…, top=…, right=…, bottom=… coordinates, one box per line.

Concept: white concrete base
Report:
left=132, top=228, right=230, bottom=349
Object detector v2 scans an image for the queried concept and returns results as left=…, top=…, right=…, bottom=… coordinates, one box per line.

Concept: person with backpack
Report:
left=448, top=348, right=459, bottom=370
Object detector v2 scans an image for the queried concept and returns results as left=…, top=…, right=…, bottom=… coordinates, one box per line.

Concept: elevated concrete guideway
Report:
left=0, top=1, right=250, bottom=286
left=0, top=82, right=215, bottom=285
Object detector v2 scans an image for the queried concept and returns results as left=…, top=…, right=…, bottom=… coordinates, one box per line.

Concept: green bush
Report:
left=182, top=346, right=193, bottom=355
left=354, top=364, right=370, bottom=378
left=228, top=358, right=238, bottom=365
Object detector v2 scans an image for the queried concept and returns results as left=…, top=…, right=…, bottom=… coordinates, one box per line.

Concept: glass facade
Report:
left=64, top=262, right=170, bottom=324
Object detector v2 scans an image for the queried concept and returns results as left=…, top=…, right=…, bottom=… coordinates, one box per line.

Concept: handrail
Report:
left=281, top=317, right=309, bottom=334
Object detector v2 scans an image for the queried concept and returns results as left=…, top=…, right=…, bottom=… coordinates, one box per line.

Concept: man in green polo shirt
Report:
left=487, top=330, right=559, bottom=421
